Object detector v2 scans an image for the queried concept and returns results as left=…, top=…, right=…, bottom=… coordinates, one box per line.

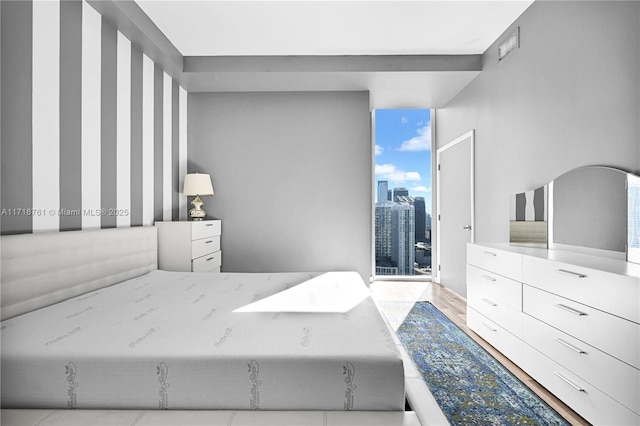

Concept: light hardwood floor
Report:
left=371, top=280, right=591, bottom=426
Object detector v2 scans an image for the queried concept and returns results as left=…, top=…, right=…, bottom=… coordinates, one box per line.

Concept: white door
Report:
left=436, top=130, right=474, bottom=297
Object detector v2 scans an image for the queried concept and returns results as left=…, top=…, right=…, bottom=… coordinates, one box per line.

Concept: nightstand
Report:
left=156, top=220, right=222, bottom=272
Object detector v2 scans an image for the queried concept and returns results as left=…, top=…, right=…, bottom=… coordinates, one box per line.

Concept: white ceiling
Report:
left=135, top=0, right=534, bottom=108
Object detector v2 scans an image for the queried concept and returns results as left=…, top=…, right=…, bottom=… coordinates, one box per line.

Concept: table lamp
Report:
left=183, top=173, right=214, bottom=220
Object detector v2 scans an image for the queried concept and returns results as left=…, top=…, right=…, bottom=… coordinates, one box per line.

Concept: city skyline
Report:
left=375, top=109, right=432, bottom=214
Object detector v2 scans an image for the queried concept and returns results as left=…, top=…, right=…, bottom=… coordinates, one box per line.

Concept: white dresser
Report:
left=467, top=243, right=640, bottom=425
left=156, top=220, right=222, bottom=273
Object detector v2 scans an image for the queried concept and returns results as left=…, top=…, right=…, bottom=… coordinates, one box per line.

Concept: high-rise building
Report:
left=395, top=195, right=414, bottom=204
left=391, top=202, right=415, bottom=275
left=377, top=181, right=389, bottom=202
left=414, top=197, right=426, bottom=243
left=374, top=201, right=394, bottom=261
left=393, top=187, right=409, bottom=202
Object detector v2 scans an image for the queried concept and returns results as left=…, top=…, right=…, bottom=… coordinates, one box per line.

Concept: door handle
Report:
left=461, top=225, right=472, bottom=230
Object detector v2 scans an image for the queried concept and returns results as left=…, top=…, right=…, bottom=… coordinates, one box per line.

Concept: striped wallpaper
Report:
left=1, top=0, right=188, bottom=235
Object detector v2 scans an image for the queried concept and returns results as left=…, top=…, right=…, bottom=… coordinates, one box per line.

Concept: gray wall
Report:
left=436, top=1, right=640, bottom=245
left=188, top=91, right=372, bottom=280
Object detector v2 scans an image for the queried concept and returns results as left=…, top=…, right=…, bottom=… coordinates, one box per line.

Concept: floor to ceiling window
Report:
left=374, top=109, right=432, bottom=278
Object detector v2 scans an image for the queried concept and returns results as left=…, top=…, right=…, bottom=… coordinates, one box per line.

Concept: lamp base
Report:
left=189, top=195, right=207, bottom=220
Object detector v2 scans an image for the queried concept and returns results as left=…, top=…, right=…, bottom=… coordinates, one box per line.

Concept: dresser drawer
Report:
left=191, top=220, right=221, bottom=240
left=467, top=294, right=522, bottom=337
left=192, top=236, right=221, bottom=259
left=467, top=269, right=522, bottom=337
left=192, top=251, right=222, bottom=273
left=522, top=313, right=639, bottom=414
left=522, top=255, right=639, bottom=324
left=467, top=264, right=521, bottom=311
left=523, top=285, right=639, bottom=369
left=467, top=244, right=522, bottom=281
left=466, top=307, right=525, bottom=365
left=521, top=345, right=640, bottom=425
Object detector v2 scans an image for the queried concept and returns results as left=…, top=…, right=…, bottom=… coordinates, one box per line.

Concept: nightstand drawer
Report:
left=191, top=220, right=221, bottom=240
left=192, top=236, right=220, bottom=259
left=192, top=251, right=222, bottom=272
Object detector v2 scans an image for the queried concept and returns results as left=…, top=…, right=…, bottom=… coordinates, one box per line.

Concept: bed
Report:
left=0, top=226, right=412, bottom=424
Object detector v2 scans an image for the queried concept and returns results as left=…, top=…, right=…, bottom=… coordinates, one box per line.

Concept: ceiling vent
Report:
left=498, top=27, right=520, bottom=62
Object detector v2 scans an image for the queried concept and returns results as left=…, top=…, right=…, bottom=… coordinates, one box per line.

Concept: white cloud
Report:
left=402, top=172, right=422, bottom=181
left=401, top=116, right=409, bottom=124
left=399, top=124, right=431, bottom=152
left=411, top=186, right=432, bottom=193
left=375, top=163, right=422, bottom=183
left=375, top=163, right=396, bottom=175
left=375, top=145, right=384, bottom=156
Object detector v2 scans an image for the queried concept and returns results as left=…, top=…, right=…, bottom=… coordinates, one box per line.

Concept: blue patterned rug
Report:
left=396, top=302, right=570, bottom=426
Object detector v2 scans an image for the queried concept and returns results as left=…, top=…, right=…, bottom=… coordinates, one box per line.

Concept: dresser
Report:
left=467, top=243, right=639, bottom=425
left=156, top=220, right=222, bottom=273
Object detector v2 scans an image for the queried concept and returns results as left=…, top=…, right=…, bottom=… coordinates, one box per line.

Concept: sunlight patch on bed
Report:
left=233, top=271, right=370, bottom=313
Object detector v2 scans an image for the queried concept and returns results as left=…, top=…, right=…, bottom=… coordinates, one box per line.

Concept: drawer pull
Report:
left=555, top=338, right=587, bottom=354
left=481, top=275, right=497, bottom=282
left=482, top=298, right=497, bottom=307
left=556, top=269, right=587, bottom=279
left=205, top=240, right=213, bottom=244
left=555, top=304, right=587, bottom=316
left=483, top=251, right=497, bottom=257
left=206, top=257, right=215, bottom=261
left=554, top=372, right=585, bottom=392
left=205, top=224, right=214, bottom=227
left=481, top=322, right=497, bottom=332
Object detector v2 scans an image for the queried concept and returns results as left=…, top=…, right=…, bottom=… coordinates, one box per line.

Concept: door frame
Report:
left=435, top=129, right=475, bottom=284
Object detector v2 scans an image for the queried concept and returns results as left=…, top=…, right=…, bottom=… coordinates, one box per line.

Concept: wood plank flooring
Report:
left=372, top=280, right=591, bottom=426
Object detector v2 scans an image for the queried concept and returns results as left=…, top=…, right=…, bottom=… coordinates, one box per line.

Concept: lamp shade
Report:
left=183, top=173, right=214, bottom=196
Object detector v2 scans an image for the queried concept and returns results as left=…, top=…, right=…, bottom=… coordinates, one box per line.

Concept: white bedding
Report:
left=1, top=271, right=405, bottom=411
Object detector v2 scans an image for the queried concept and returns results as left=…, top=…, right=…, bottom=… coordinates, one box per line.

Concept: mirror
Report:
left=552, top=166, right=627, bottom=254
left=510, top=166, right=640, bottom=264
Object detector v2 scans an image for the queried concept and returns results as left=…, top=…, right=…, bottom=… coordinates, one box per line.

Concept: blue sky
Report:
left=375, top=109, right=431, bottom=213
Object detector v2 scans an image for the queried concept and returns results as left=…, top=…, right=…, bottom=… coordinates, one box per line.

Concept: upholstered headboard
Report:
left=1, top=226, right=157, bottom=320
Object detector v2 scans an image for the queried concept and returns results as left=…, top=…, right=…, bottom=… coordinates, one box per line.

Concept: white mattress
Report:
left=1, top=271, right=404, bottom=411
